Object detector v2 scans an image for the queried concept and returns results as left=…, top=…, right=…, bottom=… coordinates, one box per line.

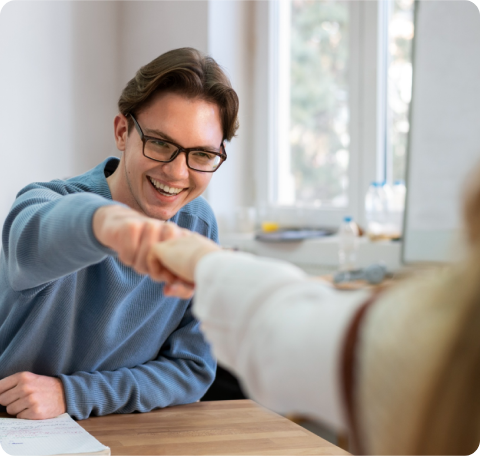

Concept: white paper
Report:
left=0, top=414, right=109, bottom=456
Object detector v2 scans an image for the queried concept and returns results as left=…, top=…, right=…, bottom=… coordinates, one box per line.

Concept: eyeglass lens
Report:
left=144, top=139, right=222, bottom=172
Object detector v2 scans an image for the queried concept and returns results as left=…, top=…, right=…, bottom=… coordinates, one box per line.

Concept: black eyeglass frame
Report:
left=129, top=114, right=227, bottom=173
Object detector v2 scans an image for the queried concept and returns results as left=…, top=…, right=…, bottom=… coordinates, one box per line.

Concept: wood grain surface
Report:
left=0, top=400, right=348, bottom=454
left=77, top=400, right=349, bottom=455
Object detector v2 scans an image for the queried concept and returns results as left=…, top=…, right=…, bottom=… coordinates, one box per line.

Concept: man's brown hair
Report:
left=118, top=47, right=239, bottom=141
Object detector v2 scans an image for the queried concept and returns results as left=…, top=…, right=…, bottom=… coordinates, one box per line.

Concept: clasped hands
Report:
left=0, top=206, right=218, bottom=420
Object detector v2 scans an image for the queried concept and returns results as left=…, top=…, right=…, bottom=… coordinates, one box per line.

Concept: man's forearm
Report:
left=4, top=191, right=120, bottom=290
left=59, top=356, right=215, bottom=420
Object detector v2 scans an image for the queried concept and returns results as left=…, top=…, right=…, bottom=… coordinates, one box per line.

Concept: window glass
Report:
left=280, top=0, right=349, bottom=208
left=276, top=0, right=413, bottom=213
left=387, top=0, right=414, bottom=182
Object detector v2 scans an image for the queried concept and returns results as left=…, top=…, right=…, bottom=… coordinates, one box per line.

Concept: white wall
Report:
left=0, top=1, right=120, bottom=224
left=118, top=1, right=209, bottom=86
left=0, top=1, right=74, bottom=224
left=206, top=1, right=256, bottom=233
left=69, top=2, right=121, bottom=174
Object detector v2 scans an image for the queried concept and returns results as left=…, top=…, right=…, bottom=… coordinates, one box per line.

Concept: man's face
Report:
left=112, top=93, right=223, bottom=220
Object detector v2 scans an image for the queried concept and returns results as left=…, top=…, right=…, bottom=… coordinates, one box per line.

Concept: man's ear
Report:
left=114, top=114, right=129, bottom=152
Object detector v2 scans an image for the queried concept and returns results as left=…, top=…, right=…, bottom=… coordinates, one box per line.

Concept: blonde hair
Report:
left=356, top=164, right=480, bottom=455
left=413, top=168, right=480, bottom=454
left=412, top=248, right=480, bottom=454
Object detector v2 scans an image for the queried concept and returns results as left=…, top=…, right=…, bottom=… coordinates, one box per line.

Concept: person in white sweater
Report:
left=142, top=170, right=480, bottom=455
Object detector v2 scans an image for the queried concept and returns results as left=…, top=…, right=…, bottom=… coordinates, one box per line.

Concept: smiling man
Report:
left=0, top=48, right=239, bottom=420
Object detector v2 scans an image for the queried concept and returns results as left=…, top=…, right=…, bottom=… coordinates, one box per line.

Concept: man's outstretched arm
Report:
left=4, top=182, right=123, bottom=291
left=3, top=183, right=186, bottom=292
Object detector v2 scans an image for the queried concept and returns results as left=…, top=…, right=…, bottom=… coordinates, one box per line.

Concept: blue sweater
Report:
left=0, top=157, right=217, bottom=420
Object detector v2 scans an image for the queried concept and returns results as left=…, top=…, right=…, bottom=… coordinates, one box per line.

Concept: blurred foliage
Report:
left=290, top=0, right=349, bottom=206
left=388, top=0, right=414, bottom=182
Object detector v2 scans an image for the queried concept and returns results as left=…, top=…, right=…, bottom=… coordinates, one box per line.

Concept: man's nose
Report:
left=161, top=151, right=190, bottom=180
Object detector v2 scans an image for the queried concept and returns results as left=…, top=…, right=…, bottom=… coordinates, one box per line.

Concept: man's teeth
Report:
left=149, top=177, right=183, bottom=195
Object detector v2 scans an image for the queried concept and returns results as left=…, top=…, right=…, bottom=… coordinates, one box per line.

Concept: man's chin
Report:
left=143, top=204, right=179, bottom=222
left=143, top=188, right=190, bottom=221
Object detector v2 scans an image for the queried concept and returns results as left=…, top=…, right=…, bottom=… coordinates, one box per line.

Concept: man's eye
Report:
left=150, top=140, right=169, bottom=148
left=192, top=151, right=215, bottom=160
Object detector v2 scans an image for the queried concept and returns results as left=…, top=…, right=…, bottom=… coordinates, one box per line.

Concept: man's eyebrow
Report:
left=144, top=128, right=177, bottom=143
left=144, top=127, right=222, bottom=152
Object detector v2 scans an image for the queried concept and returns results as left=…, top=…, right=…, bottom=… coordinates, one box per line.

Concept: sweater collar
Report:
left=88, top=156, right=119, bottom=200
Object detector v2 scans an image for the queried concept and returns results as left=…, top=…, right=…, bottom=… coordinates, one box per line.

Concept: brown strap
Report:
left=340, top=292, right=381, bottom=454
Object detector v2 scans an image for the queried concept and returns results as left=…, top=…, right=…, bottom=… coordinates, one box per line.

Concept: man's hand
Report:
left=147, top=233, right=221, bottom=298
left=93, top=205, right=179, bottom=274
left=93, top=205, right=195, bottom=296
left=0, top=372, right=66, bottom=419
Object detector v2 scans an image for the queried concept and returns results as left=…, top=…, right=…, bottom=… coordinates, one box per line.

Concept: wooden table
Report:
left=0, top=399, right=347, bottom=454
left=78, top=400, right=349, bottom=455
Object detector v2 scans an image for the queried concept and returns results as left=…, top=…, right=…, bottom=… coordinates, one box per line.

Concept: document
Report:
left=0, top=413, right=109, bottom=456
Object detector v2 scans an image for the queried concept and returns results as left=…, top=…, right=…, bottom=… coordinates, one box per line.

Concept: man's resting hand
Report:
left=0, top=372, right=66, bottom=419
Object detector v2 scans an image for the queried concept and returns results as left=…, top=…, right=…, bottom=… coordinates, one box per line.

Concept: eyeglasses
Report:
left=129, top=114, right=227, bottom=173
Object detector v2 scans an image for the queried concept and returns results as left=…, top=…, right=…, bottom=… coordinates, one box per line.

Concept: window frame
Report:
left=252, top=0, right=382, bottom=229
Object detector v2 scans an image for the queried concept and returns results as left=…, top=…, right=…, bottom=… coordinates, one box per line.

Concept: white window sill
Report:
left=219, top=232, right=403, bottom=275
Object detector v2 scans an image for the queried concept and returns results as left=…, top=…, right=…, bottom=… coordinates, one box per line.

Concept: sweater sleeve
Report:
left=2, top=182, right=123, bottom=291
left=193, top=250, right=371, bottom=432
left=58, top=303, right=216, bottom=420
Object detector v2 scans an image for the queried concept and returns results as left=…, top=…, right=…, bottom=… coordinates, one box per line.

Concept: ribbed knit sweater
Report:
left=0, top=157, right=217, bottom=420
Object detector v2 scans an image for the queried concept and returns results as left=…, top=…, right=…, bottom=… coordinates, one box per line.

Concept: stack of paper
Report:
left=0, top=413, right=110, bottom=456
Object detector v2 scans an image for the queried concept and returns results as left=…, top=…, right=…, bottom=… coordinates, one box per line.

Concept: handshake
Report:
left=93, top=205, right=221, bottom=298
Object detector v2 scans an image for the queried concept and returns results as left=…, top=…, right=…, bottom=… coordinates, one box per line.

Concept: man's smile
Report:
left=148, top=176, right=186, bottom=197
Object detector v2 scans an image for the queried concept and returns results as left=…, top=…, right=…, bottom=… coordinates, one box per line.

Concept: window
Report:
left=255, top=0, right=414, bottom=228
left=384, top=0, right=414, bottom=183
left=277, top=0, right=350, bottom=208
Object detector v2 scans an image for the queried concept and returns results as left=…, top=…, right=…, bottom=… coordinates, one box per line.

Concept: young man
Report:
left=0, top=48, right=239, bottom=420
